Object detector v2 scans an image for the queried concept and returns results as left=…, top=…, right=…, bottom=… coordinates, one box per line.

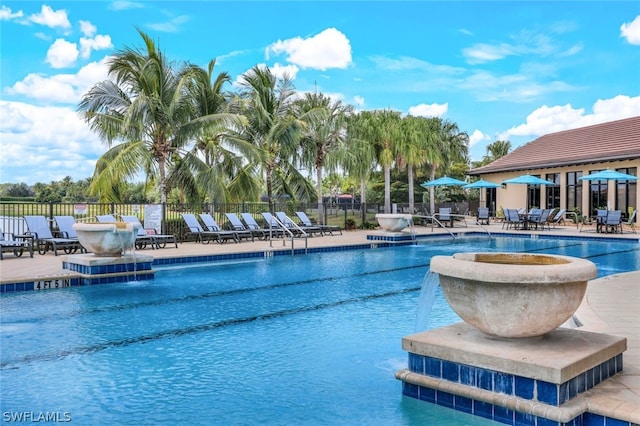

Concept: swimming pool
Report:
left=1, top=236, right=638, bottom=425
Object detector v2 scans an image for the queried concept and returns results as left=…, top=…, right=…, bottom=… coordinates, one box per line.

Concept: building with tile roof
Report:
left=467, top=116, right=640, bottom=223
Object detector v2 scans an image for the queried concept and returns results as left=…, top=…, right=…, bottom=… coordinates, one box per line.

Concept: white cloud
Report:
left=29, top=5, right=71, bottom=31
left=408, top=102, right=448, bottom=117
left=109, top=1, right=145, bottom=11
left=463, top=43, right=515, bottom=64
left=46, top=38, right=79, bottom=68
left=620, top=16, right=640, bottom=45
left=6, top=58, right=111, bottom=104
left=500, top=95, right=640, bottom=139
left=269, top=63, right=299, bottom=80
left=353, top=96, right=365, bottom=107
left=468, top=130, right=488, bottom=148
left=0, top=5, right=24, bottom=20
left=266, top=28, right=352, bottom=71
left=79, top=34, right=113, bottom=59
left=79, top=20, right=97, bottom=37
left=147, top=15, right=190, bottom=33
left=0, top=101, right=103, bottom=185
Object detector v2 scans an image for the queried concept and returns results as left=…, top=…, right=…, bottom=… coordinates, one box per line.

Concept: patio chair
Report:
left=0, top=226, right=34, bottom=260
left=121, top=215, right=178, bottom=249
left=603, top=210, right=622, bottom=234
left=528, top=209, right=552, bottom=230
left=23, top=215, right=84, bottom=256
left=199, top=213, right=251, bottom=242
left=181, top=213, right=238, bottom=244
left=53, top=216, right=81, bottom=239
left=225, top=213, right=268, bottom=240
left=240, top=213, right=283, bottom=239
left=295, top=211, right=342, bottom=236
left=476, top=207, right=490, bottom=225
left=262, top=212, right=298, bottom=236
left=595, top=209, right=609, bottom=233
left=275, top=212, right=322, bottom=236
left=504, top=209, right=523, bottom=230
left=437, top=208, right=454, bottom=228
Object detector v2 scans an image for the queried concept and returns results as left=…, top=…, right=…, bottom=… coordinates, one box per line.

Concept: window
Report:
left=615, top=167, right=637, bottom=219
left=566, top=171, right=582, bottom=214
left=527, top=175, right=541, bottom=210
left=545, top=173, right=560, bottom=208
left=587, top=170, right=608, bottom=216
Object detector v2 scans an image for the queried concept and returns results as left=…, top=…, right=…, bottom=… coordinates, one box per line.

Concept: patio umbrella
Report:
left=462, top=179, right=502, bottom=189
left=420, top=176, right=467, bottom=187
left=578, top=169, right=638, bottom=182
left=502, top=174, right=556, bottom=211
left=463, top=179, right=502, bottom=208
left=502, top=174, right=556, bottom=186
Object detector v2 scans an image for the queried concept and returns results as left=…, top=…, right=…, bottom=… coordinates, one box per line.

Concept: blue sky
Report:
left=1, top=1, right=639, bottom=185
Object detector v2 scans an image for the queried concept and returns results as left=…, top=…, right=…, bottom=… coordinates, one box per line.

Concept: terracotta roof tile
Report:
left=469, top=116, right=640, bottom=175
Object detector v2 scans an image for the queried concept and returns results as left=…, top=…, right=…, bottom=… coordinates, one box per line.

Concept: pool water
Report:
left=1, top=237, right=638, bottom=425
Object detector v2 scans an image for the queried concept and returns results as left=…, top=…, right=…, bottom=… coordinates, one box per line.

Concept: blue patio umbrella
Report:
left=502, top=174, right=556, bottom=186
left=420, top=176, right=467, bottom=187
left=502, top=174, right=556, bottom=210
left=578, top=169, right=638, bottom=182
left=462, top=179, right=502, bottom=189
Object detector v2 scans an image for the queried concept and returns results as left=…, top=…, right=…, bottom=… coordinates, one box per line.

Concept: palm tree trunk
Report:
left=159, top=159, right=167, bottom=203
left=429, top=167, right=436, bottom=215
left=384, top=165, right=391, bottom=213
left=408, top=165, right=414, bottom=213
left=316, top=167, right=324, bottom=225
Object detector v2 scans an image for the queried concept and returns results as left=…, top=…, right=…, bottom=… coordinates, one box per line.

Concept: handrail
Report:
left=471, top=219, right=492, bottom=238
left=267, top=214, right=308, bottom=255
left=424, top=214, right=456, bottom=239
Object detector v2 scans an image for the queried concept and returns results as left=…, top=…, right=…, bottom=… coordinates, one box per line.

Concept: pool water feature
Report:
left=1, top=237, right=638, bottom=425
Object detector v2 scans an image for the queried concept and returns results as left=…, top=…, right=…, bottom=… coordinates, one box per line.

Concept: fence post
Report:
left=48, top=202, right=54, bottom=229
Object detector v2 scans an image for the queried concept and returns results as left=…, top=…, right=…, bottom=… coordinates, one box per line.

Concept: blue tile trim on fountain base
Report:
left=61, top=253, right=155, bottom=286
left=397, top=323, right=631, bottom=426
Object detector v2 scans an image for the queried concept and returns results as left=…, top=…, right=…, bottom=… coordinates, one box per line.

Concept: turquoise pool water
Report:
left=1, top=237, right=638, bottom=425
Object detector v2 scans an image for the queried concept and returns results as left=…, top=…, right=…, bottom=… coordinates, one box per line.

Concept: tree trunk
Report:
left=429, top=167, right=436, bottom=215
left=408, top=165, right=414, bottom=213
left=316, top=167, right=324, bottom=225
left=384, top=165, right=391, bottom=213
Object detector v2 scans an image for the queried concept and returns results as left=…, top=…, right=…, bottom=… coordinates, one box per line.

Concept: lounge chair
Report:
left=96, top=214, right=157, bottom=250
left=275, top=212, right=322, bottom=236
left=476, top=207, right=490, bottom=225
left=549, top=209, right=567, bottom=228
left=240, top=213, right=283, bottom=239
left=528, top=208, right=552, bottom=230
left=53, top=216, right=81, bottom=239
left=504, top=209, right=523, bottom=230
left=263, top=212, right=304, bottom=237
left=121, top=215, right=178, bottom=249
left=199, top=213, right=252, bottom=242
left=225, top=213, right=268, bottom=240
left=181, top=213, right=238, bottom=244
left=0, top=226, right=34, bottom=260
left=295, top=211, right=342, bottom=236
left=23, top=215, right=84, bottom=256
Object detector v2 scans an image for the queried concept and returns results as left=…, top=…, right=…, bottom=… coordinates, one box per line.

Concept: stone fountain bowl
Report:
left=73, top=222, right=140, bottom=257
left=430, top=252, right=598, bottom=338
left=375, top=213, right=413, bottom=232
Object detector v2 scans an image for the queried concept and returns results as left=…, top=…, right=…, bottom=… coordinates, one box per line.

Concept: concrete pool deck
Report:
left=1, top=220, right=639, bottom=423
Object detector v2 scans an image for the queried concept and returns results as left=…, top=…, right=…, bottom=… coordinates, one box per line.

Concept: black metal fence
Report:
left=0, top=200, right=476, bottom=242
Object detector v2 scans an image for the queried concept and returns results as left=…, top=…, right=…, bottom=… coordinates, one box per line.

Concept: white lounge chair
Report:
left=296, top=211, right=342, bottom=236
left=199, top=213, right=251, bottom=242
left=0, top=226, right=34, bottom=260
left=121, top=215, right=178, bottom=249
left=181, top=213, right=238, bottom=244
left=24, top=215, right=84, bottom=256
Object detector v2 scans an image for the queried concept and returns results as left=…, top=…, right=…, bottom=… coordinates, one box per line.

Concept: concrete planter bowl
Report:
left=430, top=252, right=598, bottom=338
left=73, top=222, right=140, bottom=257
left=375, top=214, right=413, bottom=232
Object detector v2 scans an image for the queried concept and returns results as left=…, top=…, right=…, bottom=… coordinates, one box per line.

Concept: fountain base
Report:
left=62, top=253, right=155, bottom=285
left=396, top=322, right=627, bottom=425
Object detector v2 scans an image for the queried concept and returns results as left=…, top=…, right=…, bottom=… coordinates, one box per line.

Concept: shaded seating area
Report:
left=121, top=215, right=178, bottom=249
left=0, top=226, right=34, bottom=260
left=602, top=210, right=623, bottom=234
left=181, top=213, right=238, bottom=244
left=24, top=215, right=84, bottom=256
left=527, top=208, right=552, bottom=230
left=295, top=211, right=342, bottom=236
left=199, top=213, right=252, bottom=242
left=503, top=209, right=524, bottom=230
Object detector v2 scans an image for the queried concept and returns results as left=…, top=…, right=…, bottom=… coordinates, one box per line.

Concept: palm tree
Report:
left=296, top=92, right=352, bottom=224
left=78, top=29, right=193, bottom=203
left=482, top=140, right=511, bottom=165
left=171, top=60, right=258, bottom=203
left=341, top=113, right=376, bottom=208
left=231, top=65, right=314, bottom=211
left=399, top=115, right=431, bottom=212
left=357, top=109, right=403, bottom=213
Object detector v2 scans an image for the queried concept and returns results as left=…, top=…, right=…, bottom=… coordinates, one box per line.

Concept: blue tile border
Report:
left=401, top=384, right=638, bottom=426
left=406, top=353, right=623, bottom=406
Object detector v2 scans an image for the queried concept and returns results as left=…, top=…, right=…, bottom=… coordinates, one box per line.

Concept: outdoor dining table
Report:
left=518, top=212, right=541, bottom=230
